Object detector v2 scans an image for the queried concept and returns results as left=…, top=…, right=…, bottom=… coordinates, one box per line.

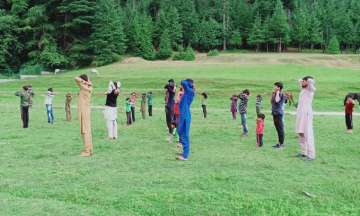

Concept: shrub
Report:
left=19, top=63, right=44, bottom=75
left=326, top=36, right=340, bottom=54
left=207, top=49, right=220, bottom=56
left=183, top=47, right=196, bottom=61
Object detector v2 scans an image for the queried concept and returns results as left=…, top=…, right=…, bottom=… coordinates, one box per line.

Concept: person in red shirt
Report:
left=345, top=96, right=355, bottom=133
left=256, top=113, right=265, bottom=147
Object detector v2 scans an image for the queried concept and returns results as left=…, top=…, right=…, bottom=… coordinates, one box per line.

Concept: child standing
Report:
left=147, top=91, right=153, bottom=116
left=201, top=92, right=208, bottom=119
left=125, top=98, right=132, bottom=125
left=256, top=113, right=265, bottom=147
left=345, top=96, right=355, bottom=133
left=65, top=93, right=72, bottom=121
left=239, top=89, right=250, bottom=136
left=176, top=79, right=195, bottom=161
left=140, top=93, right=147, bottom=119
left=130, top=92, right=137, bottom=122
left=230, top=95, right=238, bottom=120
left=45, top=88, right=55, bottom=124
left=256, top=94, right=263, bottom=115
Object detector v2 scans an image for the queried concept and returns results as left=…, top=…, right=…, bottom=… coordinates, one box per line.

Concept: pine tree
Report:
left=157, top=29, right=172, bottom=60
left=291, top=3, right=309, bottom=51
left=326, top=35, right=340, bottom=54
left=90, top=0, right=126, bottom=66
left=229, top=30, right=242, bottom=49
left=308, top=10, right=323, bottom=50
left=0, top=11, right=23, bottom=71
left=334, top=12, right=354, bottom=51
left=248, top=14, right=265, bottom=52
left=155, top=7, right=182, bottom=50
left=269, top=0, right=290, bottom=52
left=195, top=18, right=222, bottom=51
left=174, top=0, right=198, bottom=46
left=57, top=0, right=96, bottom=67
left=134, top=14, right=155, bottom=60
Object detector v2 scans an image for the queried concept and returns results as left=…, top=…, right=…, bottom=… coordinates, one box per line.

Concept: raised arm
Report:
left=307, top=79, right=316, bottom=92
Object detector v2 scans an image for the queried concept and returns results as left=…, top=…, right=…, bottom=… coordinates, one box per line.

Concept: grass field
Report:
left=0, top=53, right=360, bottom=215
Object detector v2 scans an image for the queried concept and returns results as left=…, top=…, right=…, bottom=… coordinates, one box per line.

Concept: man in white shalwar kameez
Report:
left=296, top=76, right=316, bottom=160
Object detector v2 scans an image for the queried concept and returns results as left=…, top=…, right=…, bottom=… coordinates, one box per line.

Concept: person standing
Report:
left=125, top=98, right=132, bottom=125
left=103, top=81, right=120, bottom=139
left=255, top=94, right=263, bottom=115
left=147, top=91, right=153, bottom=117
left=271, top=82, right=286, bottom=148
left=176, top=79, right=195, bottom=161
left=344, top=96, right=355, bottom=133
left=256, top=113, right=265, bottom=147
left=230, top=95, right=238, bottom=120
left=15, top=85, right=34, bottom=128
left=130, top=92, right=137, bottom=122
left=45, top=88, right=55, bottom=124
left=164, top=79, right=176, bottom=143
left=65, top=93, right=72, bottom=121
left=296, top=76, right=316, bottom=160
left=239, top=89, right=250, bottom=136
left=201, top=92, right=208, bottom=119
left=75, top=74, right=93, bottom=157
left=140, top=93, right=147, bottom=119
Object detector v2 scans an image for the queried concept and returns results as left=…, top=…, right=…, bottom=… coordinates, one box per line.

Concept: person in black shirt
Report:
left=104, top=81, right=121, bottom=139
left=164, top=79, right=176, bottom=143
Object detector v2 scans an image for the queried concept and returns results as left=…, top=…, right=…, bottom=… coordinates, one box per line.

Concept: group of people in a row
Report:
left=14, top=75, right=357, bottom=161
left=228, top=77, right=317, bottom=160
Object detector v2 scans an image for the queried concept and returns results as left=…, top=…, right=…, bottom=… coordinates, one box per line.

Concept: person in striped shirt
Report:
left=239, top=89, right=250, bottom=136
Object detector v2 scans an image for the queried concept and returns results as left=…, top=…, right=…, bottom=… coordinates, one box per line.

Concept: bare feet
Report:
left=176, top=155, right=188, bottom=161
left=80, top=151, right=92, bottom=157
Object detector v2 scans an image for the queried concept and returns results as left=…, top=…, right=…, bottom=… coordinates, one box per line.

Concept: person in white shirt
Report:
left=296, top=76, right=316, bottom=160
left=45, top=88, right=55, bottom=124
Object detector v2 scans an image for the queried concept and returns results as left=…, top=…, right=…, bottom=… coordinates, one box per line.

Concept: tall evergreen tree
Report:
left=57, top=0, right=96, bottom=67
left=157, top=29, right=172, bottom=59
left=248, top=14, right=265, bottom=52
left=269, top=0, right=290, bottom=52
left=174, top=0, right=198, bottom=46
left=291, top=3, right=309, bottom=51
left=90, top=0, right=126, bottom=66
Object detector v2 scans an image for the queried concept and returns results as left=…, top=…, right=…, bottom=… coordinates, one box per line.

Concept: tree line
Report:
left=1, top=0, right=359, bottom=72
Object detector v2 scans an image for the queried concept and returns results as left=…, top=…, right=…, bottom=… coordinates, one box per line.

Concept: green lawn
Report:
left=0, top=53, right=360, bottom=215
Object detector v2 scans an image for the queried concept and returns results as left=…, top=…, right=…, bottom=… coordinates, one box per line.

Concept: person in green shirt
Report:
left=125, top=98, right=132, bottom=125
left=15, top=85, right=35, bottom=128
left=147, top=91, right=153, bottom=116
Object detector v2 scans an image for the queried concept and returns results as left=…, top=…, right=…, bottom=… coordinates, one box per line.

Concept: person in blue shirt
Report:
left=176, top=79, right=195, bottom=161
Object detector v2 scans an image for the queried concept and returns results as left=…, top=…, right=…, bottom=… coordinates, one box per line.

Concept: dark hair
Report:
left=48, top=88, right=53, bottom=92
left=79, top=74, right=88, bottom=81
left=256, top=94, right=262, bottom=98
left=302, top=76, right=314, bottom=81
left=168, top=79, right=174, bottom=83
left=148, top=91, right=152, bottom=94
left=258, top=113, right=265, bottom=119
left=142, top=93, right=146, bottom=96
left=243, top=89, right=250, bottom=95
left=23, top=86, right=28, bottom=91
left=126, top=97, right=130, bottom=101
left=113, top=82, right=118, bottom=89
left=201, top=92, right=208, bottom=99
left=274, top=82, right=283, bottom=90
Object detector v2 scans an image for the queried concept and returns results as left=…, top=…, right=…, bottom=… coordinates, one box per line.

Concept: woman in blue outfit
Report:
left=176, top=79, right=195, bottom=161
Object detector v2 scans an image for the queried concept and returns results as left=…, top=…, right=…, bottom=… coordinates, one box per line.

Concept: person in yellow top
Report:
left=75, top=74, right=93, bottom=157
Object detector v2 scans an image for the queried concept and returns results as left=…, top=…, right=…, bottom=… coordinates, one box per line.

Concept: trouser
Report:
left=126, top=112, right=132, bottom=125
left=21, top=106, right=29, bottom=128
left=256, top=107, right=261, bottom=116
left=345, top=113, right=353, bottom=130
left=46, top=104, right=54, bottom=124
left=131, top=107, right=136, bottom=122
left=256, top=134, right=263, bottom=147
left=81, top=132, right=93, bottom=154
left=148, top=105, right=153, bottom=116
left=165, top=106, right=174, bottom=134
left=273, top=114, right=285, bottom=145
left=202, top=105, right=207, bottom=118
left=240, top=112, right=248, bottom=134
left=141, top=110, right=146, bottom=119
left=66, top=105, right=71, bottom=121
left=299, top=133, right=315, bottom=159
left=232, top=111, right=237, bottom=120
left=106, top=119, right=118, bottom=138
left=178, top=117, right=191, bottom=159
